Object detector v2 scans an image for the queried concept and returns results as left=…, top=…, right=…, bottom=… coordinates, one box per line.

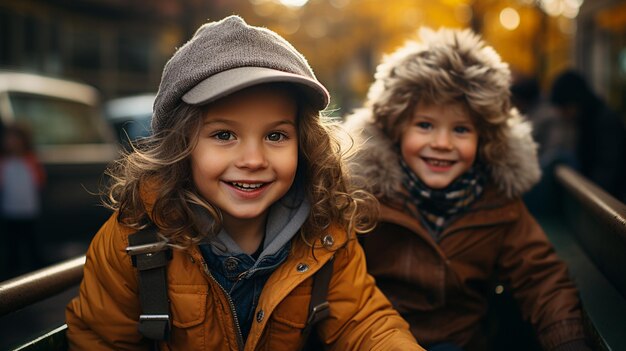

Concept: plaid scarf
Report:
left=399, top=157, right=484, bottom=237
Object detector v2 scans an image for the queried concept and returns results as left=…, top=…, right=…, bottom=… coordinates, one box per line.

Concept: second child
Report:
left=345, top=28, right=589, bottom=351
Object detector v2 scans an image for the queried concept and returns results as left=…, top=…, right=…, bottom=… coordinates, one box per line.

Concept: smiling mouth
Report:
left=422, top=157, right=456, bottom=167
left=229, top=182, right=267, bottom=191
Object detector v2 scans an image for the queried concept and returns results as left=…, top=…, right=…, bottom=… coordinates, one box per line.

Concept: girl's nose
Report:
left=235, top=142, right=269, bottom=169
left=430, top=130, right=453, bottom=150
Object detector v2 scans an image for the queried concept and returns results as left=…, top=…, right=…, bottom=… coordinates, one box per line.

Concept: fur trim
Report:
left=344, top=108, right=406, bottom=200
left=365, top=27, right=513, bottom=142
left=487, top=108, right=541, bottom=197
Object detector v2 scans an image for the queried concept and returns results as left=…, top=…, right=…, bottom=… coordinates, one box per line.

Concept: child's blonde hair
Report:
left=104, top=92, right=377, bottom=246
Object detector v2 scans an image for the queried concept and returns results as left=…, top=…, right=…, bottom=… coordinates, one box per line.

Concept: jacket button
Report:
left=296, top=263, right=309, bottom=272
left=322, top=234, right=334, bottom=248
left=495, top=285, right=505, bottom=295
left=224, top=257, right=239, bottom=271
left=256, top=309, right=264, bottom=323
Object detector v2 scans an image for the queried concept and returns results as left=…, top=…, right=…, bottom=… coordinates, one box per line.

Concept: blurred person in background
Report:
left=0, top=124, right=46, bottom=279
left=510, top=76, right=577, bottom=216
left=550, top=69, right=626, bottom=202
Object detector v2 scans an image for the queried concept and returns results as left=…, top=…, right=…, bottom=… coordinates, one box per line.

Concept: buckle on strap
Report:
left=140, top=314, right=170, bottom=322
left=138, top=314, right=171, bottom=341
left=306, top=301, right=330, bottom=325
left=125, top=241, right=168, bottom=256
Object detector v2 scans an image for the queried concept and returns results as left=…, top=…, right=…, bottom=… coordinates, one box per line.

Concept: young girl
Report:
left=345, top=28, right=589, bottom=351
left=66, top=16, right=423, bottom=351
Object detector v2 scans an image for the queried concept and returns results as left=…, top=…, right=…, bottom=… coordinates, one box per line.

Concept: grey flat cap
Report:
left=152, top=15, right=330, bottom=133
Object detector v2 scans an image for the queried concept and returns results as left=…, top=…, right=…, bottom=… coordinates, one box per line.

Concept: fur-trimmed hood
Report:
left=344, top=107, right=540, bottom=200
left=343, top=27, right=540, bottom=200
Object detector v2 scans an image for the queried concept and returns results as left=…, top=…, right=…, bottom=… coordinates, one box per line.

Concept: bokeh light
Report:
left=500, top=7, right=520, bottom=30
left=279, top=0, right=309, bottom=7
left=538, top=0, right=584, bottom=18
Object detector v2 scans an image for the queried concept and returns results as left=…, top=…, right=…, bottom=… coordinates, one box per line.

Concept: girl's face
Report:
left=400, top=102, right=478, bottom=189
left=190, top=85, right=298, bottom=225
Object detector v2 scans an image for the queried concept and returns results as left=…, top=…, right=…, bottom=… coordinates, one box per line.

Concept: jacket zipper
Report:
left=201, top=260, right=245, bottom=351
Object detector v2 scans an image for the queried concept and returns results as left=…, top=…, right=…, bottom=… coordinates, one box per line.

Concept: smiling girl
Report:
left=345, top=27, right=589, bottom=351
left=66, top=16, right=422, bottom=351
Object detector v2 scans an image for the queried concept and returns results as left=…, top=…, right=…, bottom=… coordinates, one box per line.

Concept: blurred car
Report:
left=104, top=93, right=155, bottom=148
left=0, top=71, right=119, bottom=256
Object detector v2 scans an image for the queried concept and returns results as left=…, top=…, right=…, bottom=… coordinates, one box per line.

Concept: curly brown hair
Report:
left=104, top=86, right=377, bottom=246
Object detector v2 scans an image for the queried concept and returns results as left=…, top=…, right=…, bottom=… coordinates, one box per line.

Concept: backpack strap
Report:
left=126, top=225, right=172, bottom=342
left=301, top=255, right=335, bottom=347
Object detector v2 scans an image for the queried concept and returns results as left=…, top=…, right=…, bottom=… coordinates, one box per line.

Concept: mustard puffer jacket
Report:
left=66, top=213, right=424, bottom=351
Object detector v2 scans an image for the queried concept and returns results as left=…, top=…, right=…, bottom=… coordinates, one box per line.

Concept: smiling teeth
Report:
left=232, top=182, right=263, bottom=190
left=426, top=159, right=454, bottom=166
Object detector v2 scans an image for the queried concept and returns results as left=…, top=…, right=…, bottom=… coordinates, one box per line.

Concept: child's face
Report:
left=400, top=102, right=478, bottom=189
left=190, top=85, right=298, bottom=224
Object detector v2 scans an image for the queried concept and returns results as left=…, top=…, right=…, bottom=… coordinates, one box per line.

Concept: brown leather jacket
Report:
left=360, top=188, right=585, bottom=349
left=66, top=213, right=424, bottom=351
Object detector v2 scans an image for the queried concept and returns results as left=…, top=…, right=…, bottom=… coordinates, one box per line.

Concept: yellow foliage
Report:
left=228, top=0, right=573, bottom=112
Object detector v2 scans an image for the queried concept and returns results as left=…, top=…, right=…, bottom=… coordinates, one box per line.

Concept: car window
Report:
left=8, top=92, right=109, bottom=145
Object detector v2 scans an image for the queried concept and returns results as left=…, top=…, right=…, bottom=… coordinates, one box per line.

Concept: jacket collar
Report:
left=188, top=224, right=344, bottom=292
left=238, top=225, right=345, bottom=350
left=379, top=186, right=520, bottom=244
left=206, top=185, right=310, bottom=264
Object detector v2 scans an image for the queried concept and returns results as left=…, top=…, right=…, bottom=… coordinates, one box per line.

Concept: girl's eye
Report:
left=454, top=126, right=471, bottom=134
left=416, top=122, right=432, bottom=130
left=267, top=132, right=287, bottom=142
left=212, top=131, right=234, bottom=141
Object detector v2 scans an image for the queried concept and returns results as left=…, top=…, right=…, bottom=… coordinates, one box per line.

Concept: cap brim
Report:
left=182, top=66, right=329, bottom=109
